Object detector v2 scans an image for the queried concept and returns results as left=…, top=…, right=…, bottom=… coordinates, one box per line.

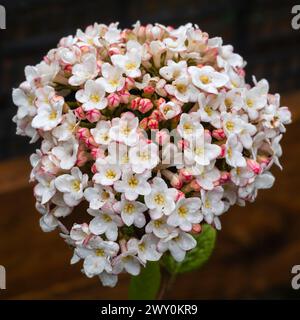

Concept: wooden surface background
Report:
left=0, top=92, right=299, bottom=300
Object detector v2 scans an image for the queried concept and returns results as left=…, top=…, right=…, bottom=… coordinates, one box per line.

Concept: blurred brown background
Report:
left=1, top=0, right=300, bottom=299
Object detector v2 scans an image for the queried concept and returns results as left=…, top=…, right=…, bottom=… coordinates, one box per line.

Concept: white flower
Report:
left=114, top=197, right=147, bottom=228
left=159, top=60, right=188, bottom=81
left=104, top=25, right=121, bottom=44
left=93, top=163, right=121, bottom=186
left=242, top=86, right=267, bottom=120
left=144, top=177, right=177, bottom=219
left=127, top=234, right=162, bottom=263
left=55, top=167, right=88, bottom=207
left=221, top=112, right=245, bottom=137
left=129, top=142, right=159, bottom=174
left=217, top=45, right=244, bottom=70
left=185, top=135, right=221, bottom=166
left=158, top=230, right=197, bottom=262
left=112, top=251, right=142, bottom=276
left=97, top=63, right=125, bottom=93
left=225, top=135, right=246, bottom=168
left=99, top=271, right=118, bottom=288
left=145, top=216, right=173, bottom=239
left=200, top=187, right=225, bottom=228
left=53, top=111, right=77, bottom=141
left=12, top=86, right=36, bottom=119
left=196, top=166, right=221, bottom=190
left=75, top=79, right=107, bottom=111
left=159, top=101, right=181, bottom=120
left=70, top=223, right=92, bottom=246
left=239, top=121, right=257, bottom=149
left=106, top=142, right=130, bottom=170
left=177, top=113, right=204, bottom=141
left=165, top=76, right=198, bottom=103
left=25, top=61, right=59, bottom=88
left=34, top=172, right=56, bottom=204
left=197, top=93, right=221, bottom=128
left=231, top=166, right=254, bottom=187
left=90, top=120, right=111, bottom=145
left=51, top=137, right=79, bottom=170
left=188, top=66, right=229, bottom=94
left=167, top=197, right=202, bottom=231
left=31, top=96, right=64, bottom=131
left=114, top=170, right=151, bottom=201
left=78, top=238, right=119, bottom=278
left=69, top=53, right=98, bottom=86
left=84, top=184, right=115, bottom=210
left=88, top=209, right=122, bottom=241
left=111, top=50, right=142, bottom=78
left=109, top=112, right=139, bottom=146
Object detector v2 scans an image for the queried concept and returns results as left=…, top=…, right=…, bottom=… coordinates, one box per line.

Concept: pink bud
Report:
left=155, top=130, right=170, bottom=145
left=75, top=106, right=86, bottom=120
left=178, top=139, right=189, bottom=150
left=139, top=117, right=148, bottom=130
left=212, top=128, right=226, bottom=141
left=179, top=168, right=193, bottom=182
left=149, top=109, right=163, bottom=121
left=108, top=46, right=121, bottom=56
left=80, top=45, right=90, bottom=53
left=107, top=93, right=121, bottom=109
left=118, top=90, right=130, bottom=104
left=175, top=190, right=185, bottom=202
left=161, top=170, right=183, bottom=189
left=91, top=163, right=98, bottom=174
left=247, top=159, right=261, bottom=174
left=219, top=144, right=226, bottom=158
left=76, top=150, right=88, bottom=167
left=86, top=109, right=101, bottom=123
left=85, top=136, right=98, bottom=148
left=138, top=98, right=153, bottom=114
left=219, top=171, right=231, bottom=185
left=76, top=128, right=90, bottom=141
left=190, top=180, right=201, bottom=192
left=63, top=64, right=72, bottom=74
left=130, top=97, right=141, bottom=110
left=191, top=224, right=202, bottom=234
left=155, top=97, right=166, bottom=107
left=143, top=85, right=155, bottom=95
left=90, top=147, right=105, bottom=160
left=148, top=118, right=159, bottom=130
left=125, top=77, right=135, bottom=90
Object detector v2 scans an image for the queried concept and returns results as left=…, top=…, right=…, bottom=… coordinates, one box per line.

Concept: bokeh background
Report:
left=1, top=0, right=300, bottom=299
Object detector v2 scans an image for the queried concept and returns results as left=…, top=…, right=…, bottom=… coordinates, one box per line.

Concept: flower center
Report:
left=48, top=110, right=57, bottom=120
left=138, top=151, right=150, bottom=161
left=204, top=105, right=213, bottom=116
left=105, top=169, right=116, bottom=180
left=225, top=98, right=233, bottom=109
left=178, top=205, right=188, bottom=217
left=102, top=214, right=112, bottom=222
left=72, top=180, right=81, bottom=192
left=124, top=203, right=135, bottom=214
left=176, top=83, right=187, bottom=93
left=183, top=122, right=194, bottom=134
left=154, top=219, right=163, bottom=228
left=246, top=98, right=254, bottom=108
left=204, top=199, right=211, bottom=209
left=109, top=79, right=120, bottom=87
left=200, top=75, right=211, bottom=84
left=154, top=193, right=165, bottom=206
left=225, top=121, right=235, bottom=132
left=128, top=176, right=138, bottom=188
left=121, top=125, right=131, bottom=136
left=101, top=191, right=110, bottom=200
left=96, top=249, right=105, bottom=257
left=90, top=94, right=100, bottom=103
left=125, top=62, right=137, bottom=70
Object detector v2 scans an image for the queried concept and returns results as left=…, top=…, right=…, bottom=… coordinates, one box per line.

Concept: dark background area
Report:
left=0, top=0, right=300, bottom=160
left=0, top=0, right=300, bottom=300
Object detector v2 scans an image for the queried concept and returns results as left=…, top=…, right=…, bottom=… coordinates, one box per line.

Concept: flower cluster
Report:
left=12, top=22, right=291, bottom=287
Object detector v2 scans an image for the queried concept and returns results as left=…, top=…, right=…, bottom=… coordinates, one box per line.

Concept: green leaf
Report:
left=162, top=224, right=217, bottom=274
left=128, top=261, right=161, bottom=300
